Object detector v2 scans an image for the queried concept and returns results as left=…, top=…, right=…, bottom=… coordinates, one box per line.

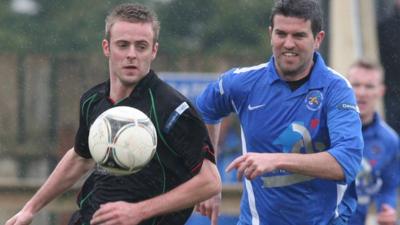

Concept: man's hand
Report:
left=226, top=153, right=277, bottom=180
left=90, top=201, right=143, bottom=225
left=5, top=211, right=34, bottom=225
left=195, top=193, right=221, bottom=225
left=377, top=204, right=397, bottom=225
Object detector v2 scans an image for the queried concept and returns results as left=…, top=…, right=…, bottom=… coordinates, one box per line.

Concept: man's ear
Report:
left=152, top=42, right=159, bottom=60
left=268, top=26, right=273, bottom=46
left=314, top=31, right=325, bottom=50
left=102, top=39, right=110, bottom=57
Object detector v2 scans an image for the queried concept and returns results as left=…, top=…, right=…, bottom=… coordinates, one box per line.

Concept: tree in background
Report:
left=158, top=0, right=273, bottom=70
left=1, top=0, right=272, bottom=70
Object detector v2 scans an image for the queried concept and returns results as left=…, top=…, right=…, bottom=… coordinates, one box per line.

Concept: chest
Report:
left=362, top=137, right=392, bottom=171
left=236, top=84, right=328, bottom=152
left=88, top=97, right=152, bottom=127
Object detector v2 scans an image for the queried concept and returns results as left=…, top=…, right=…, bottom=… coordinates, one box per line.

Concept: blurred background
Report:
left=0, top=0, right=399, bottom=224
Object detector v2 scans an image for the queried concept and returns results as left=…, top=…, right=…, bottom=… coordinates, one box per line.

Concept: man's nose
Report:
left=283, top=36, right=295, bottom=49
left=127, top=46, right=137, bottom=59
left=355, top=86, right=366, bottom=98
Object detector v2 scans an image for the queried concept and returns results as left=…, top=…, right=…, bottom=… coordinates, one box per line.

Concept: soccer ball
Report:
left=88, top=106, right=157, bottom=175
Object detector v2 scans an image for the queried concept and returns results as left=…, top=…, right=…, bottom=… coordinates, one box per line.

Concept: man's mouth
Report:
left=357, top=100, right=367, bottom=107
left=124, top=65, right=137, bottom=69
left=282, top=52, right=298, bottom=57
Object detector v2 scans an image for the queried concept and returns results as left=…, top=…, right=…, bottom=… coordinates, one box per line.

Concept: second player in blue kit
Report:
left=196, top=0, right=364, bottom=224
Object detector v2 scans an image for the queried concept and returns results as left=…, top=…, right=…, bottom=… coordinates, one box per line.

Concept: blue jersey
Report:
left=347, top=113, right=400, bottom=225
left=196, top=53, right=363, bottom=225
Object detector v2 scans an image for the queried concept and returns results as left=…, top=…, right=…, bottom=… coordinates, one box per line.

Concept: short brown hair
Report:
left=105, top=3, right=160, bottom=44
left=270, top=0, right=323, bottom=37
left=350, top=59, right=384, bottom=75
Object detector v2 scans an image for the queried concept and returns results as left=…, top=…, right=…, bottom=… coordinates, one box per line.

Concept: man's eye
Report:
left=294, top=33, right=307, bottom=39
left=276, top=32, right=286, bottom=37
left=366, top=84, right=375, bottom=89
left=137, top=45, right=147, bottom=51
left=117, top=42, right=129, bottom=48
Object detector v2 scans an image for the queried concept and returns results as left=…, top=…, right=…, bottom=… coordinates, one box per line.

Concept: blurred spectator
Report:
left=346, top=59, right=399, bottom=225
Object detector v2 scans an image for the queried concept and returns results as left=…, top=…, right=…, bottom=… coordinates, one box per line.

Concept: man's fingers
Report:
left=237, top=160, right=250, bottom=180
left=211, top=207, right=219, bottom=225
left=226, top=155, right=246, bottom=172
left=196, top=203, right=206, bottom=215
left=205, top=203, right=213, bottom=219
left=245, top=165, right=257, bottom=180
left=5, top=216, right=16, bottom=225
left=91, top=204, right=113, bottom=225
left=380, top=204, right=393, bottom=212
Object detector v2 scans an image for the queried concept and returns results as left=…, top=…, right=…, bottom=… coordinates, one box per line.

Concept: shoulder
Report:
left=149, top=75, right=195, bottom=116
left=316, top=67, right=358, bottom=111
left=80, top=81, right=107, bottom=104
left=150, top=76, right=206, bottom=135
left=310, top=54, right=352, bottom=93
left=219, top=62, right=270, bottom=93
left=78, top=82, right=107, bottom=120
left=324, top=67, right=352, bottom=90
left=376, top=118, right=400, bottom=144
left=223, top=62, right=269, bottom=82
left=151, top=76, right=188, bottom=105
left=321, top=67, right=355, bottom=103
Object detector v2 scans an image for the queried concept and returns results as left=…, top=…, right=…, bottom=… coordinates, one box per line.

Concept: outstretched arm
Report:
left=90, top=158, right=222, bottom=225
left=5, top=148, right=94, bottom=225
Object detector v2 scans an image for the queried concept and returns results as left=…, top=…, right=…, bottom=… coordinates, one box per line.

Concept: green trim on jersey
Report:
left=81, top=93, right=99, bottom=126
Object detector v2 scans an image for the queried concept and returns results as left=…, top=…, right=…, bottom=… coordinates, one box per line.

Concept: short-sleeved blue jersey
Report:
left=347, top=113, right=400, bottom=225
left=196, top=52, right=363, bottom=225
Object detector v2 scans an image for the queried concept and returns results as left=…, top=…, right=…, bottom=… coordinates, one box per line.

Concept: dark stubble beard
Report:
left=278, top=61, right=310, bottom=80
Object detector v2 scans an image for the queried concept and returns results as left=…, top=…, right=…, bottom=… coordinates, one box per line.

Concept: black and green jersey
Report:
left=73, top=70, right=215, bottom=225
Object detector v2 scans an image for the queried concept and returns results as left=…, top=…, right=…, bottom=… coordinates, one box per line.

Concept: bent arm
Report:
left=21, top=148, right=94, bottom=215
left=91, top=159, right=222, bottom=225
left=137, top=159, right=221, bottom=219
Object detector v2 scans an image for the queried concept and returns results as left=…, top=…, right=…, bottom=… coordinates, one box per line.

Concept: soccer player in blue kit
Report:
left=346, top=60, right=399, bottom=225
left=196, top=0, right=363, bottom=224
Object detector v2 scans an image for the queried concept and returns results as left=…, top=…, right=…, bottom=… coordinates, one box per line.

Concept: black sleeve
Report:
left=163, top=105, right=216, bottom=175
left=74, top=96, right=92, bottom=159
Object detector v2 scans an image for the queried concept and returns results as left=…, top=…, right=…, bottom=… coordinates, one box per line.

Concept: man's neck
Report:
left=109, top=79, right=135, bottom=103
left=361, top=113, right=374, bottom=126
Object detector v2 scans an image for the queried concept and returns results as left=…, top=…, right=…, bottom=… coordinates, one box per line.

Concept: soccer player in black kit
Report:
left=5, top=3, right=221, bottom=225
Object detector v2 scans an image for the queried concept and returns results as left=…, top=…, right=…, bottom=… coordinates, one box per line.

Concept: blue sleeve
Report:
left=196, top=70, right=236, bottom=124
left=375, top=136, right=400, bottom=210
left=326, top=79, right=363, bottom=184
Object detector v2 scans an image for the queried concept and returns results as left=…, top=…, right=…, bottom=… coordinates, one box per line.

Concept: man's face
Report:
left=348, top=66, right=384, bottom=121
left=269, top=15, right=324, bottom=80
left=102, top=20, right=158, bottom=86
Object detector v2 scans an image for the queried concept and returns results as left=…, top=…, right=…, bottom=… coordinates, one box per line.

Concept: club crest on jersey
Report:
left=305, top=90, right=323, bottom=111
